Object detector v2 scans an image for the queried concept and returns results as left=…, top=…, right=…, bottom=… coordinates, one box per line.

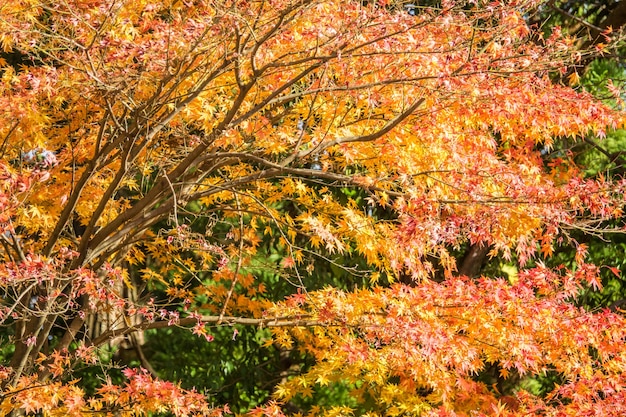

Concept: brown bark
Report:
left=457, top=244, right=490, bottom=278
left=594, top=1, right=626, bottom=39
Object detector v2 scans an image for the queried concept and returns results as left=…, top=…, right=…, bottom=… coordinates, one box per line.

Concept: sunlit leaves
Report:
left=0, top=0, right=625, bottom=415
left=270, top=268, right=626, bottom=416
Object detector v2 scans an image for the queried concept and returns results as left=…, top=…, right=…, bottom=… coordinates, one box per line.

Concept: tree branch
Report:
left=90, top=314, right=321, bottom=348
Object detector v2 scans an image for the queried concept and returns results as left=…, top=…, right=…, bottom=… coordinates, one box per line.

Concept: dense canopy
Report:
left=0, top=0, right=625, bottom=416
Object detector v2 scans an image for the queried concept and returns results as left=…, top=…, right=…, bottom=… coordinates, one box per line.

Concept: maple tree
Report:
left=1, top=0, right=626, bottom=416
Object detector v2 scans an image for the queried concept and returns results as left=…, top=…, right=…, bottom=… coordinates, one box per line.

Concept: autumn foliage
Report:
left=0, top=0, right=625, bottom=415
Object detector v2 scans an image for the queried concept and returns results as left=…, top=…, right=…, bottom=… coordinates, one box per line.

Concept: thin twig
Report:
left=217, top=193, right=245, bottom=325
